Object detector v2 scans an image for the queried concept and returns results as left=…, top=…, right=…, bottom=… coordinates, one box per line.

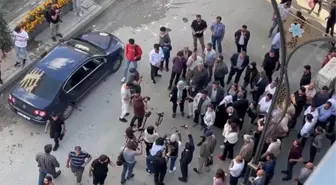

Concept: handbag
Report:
left=116, top=147, right=126, bottom=166
left=205, top=156, right=213, bottom=166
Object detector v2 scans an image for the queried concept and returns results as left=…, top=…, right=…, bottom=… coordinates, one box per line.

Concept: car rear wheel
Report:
left=63, top=103, right=74, bottom=120
left=111, top=56, right=122, bottom=73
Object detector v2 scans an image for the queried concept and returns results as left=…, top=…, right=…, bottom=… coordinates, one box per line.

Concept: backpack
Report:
left=116, top=147, right=126, bottom=166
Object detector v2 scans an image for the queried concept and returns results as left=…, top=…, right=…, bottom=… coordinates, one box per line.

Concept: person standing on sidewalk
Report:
left=228, top=155, right=245, bottom=185
left=281, top=140, right=303, bottom=181
left=36, top=144, right=61, bottom=185
left=186, top=52, right=203, bottom=85
left=130, top=94, right=148, bottom=128
left=210, top=16, right=225, bottom=54
left=119, top=82, right=131, bottom=122
left=45, top=4, right=63, bottom=42
left=66, top=146, right=92, bottom=185
left=178, top=127, right=195, bottom=183
left=153, top=150, right=169, bottom=185
left=307, top=126, right=325, bottom=163
left=295, top=162, right=314, bottom=185
left=243, top=61, right=258, bottom=89
left=203, top=43, right=217, bottom=82
left=122, top=38, right=143, bottom=82
left=268, top=1, right=290, bottom=38
left=168, top=51, right=187, bottom=90
left=191, top=14, right=207, bottom=52
left=44, top=112, right=66, bottom=151
left=181, top=47, right=192, bottom=79
left=262, top=49, right=279, bottom=83
left=308, top=0, right=322, bottom=16
left=169, top=80, right=187, bottom=118
left=13, top=26, right=29, bottom=67
left=72, top=0, right=83, bottom=17
left=234, top=25, right=250, bottom=53
left=121, top=140, right=143, bottom=184
left=226, top=51, right=250, bottom=85
left=325, top=1, right=336, bottom=37
left=89, top=154, right=116, bottom=185
left=213, top=55, right=228, bottom=88
left=150, top=44, right=164, bottom=84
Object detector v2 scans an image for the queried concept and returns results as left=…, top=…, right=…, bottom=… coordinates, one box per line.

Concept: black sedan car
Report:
left=8, top=32, right=124, bottom=124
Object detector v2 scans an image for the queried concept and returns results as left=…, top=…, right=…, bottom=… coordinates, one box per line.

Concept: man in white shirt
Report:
left=258, top=93, right=273, bottom=118
left=229, top=155, right=245, bottom=185
left=299, top=114, right=315, bottom=147
left=271, top=32, right=281, bottom=56
left=149, top=44, right=164, bottom=84
left=119, top=82, right=132, bottom=122
left=303, top=105, right=319, bottom=125
left=13, top=26, right=29, bottom=67
left=268, top=1, right=291, bottom=38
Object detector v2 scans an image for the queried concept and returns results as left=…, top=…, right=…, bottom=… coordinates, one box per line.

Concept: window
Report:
left=63, top=59, right=102, bottom=92
left=66, top=39, right=104, bottom=55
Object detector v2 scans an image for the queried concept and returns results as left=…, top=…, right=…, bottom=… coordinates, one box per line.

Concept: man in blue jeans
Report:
left=122, top=38, right=143, bottom=83
left=121, top=140, right=143, bottom=184
left=36, top=144, right=61, bottom=185
left=210, top=16, right=225, bottom=54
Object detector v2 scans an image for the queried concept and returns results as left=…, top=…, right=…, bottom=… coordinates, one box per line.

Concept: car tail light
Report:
left=34, top=110, right=47, bottom=117
left=8, top=94, right=16, bottom=103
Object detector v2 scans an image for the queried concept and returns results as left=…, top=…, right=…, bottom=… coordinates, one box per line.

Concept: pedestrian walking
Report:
left=13, top=26, right=29, bottom=67
left=281, top=140, right=303, bottom=181
left=119, top=82, right=132, bottom=122
left=213, top=55, right=228, bottom=87
left=120, top=140, right=143, bottom=184
left=36, top=144, right=61, bottom=185
left=66, top=146, right=92, bottom=185
left=251, top=71, right=269, bottom=102
left=264, top=80, right=277, bottom=96
left=168, top=51, right=187, bottom=90
left=307, top=127, right=325, bottom=163
left=206, top=81, right=225, bottom=110
left=146, top=137, right=165, bottom=173
left=325, top=1, right=336, bottom=37
left=89, top=154, right=116, bottom=185
left=228, top=156, right=244, bottom=185
left=243, top=61, right=258, bottom=89
left=191, top=14, right=207, bottom=51
left=261, top=137, right=281, bottom=159
left=45, top=4, right=63, bottom=42
left=150, top=44, right=164, bottom=84
left=178, top=127, right=195, bottom=183
left=43, top=175, right=54, bottom=185
left=153, top=150, right=168, bottom=185
left=268, top=1, right=290, bottom=37
left=169, top=80, right=187, bottom=118
left=300, top=65, right=312, bottom=87
left=130, top=94, right=147, bottom=128
left=234, top=25, right=250, bottom=53
left=227, top=51, right=250, bottom=84
left=161, top=40, right=172, bottom=71
left=158, top=26, right=171, bottom=46
left=308, top=0, right=322, bottom=16
left=213, top=168, right=226, bottom=185
left=127, top=67, right=142, bottom=94
left=181, top=47, right=192, bottom=79
left=210, top=16, right=225, bottom=54
left=303, top=82, right=316, bottom=109
left=298, top=114, right=315, bottom=148
left=122, top=38, right=143, bottom=82
left=295, top=162, right=314, bottom=185
left=44, top=112, right=66, bottom=151
left=203, top=43, right=217, bottom=81
left=72, top=0, right=83, bottom=17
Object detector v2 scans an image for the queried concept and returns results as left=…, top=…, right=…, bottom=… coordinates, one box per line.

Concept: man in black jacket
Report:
left=233, top=92, right=249, bottom=129
left=299, top=65, right=311, bottom=87
left=234, top=25, right=250, bottom=53
left=227, top=51, right=250, bottom=84
left=251, top=71, right=269, bottom=102
left=178, top=127, right=195, bottom=183
left=205, top=81, right=225, bottom=110
left=45, top=4, right=63, bottom=42
left=213, top=55, right=228, bottom=87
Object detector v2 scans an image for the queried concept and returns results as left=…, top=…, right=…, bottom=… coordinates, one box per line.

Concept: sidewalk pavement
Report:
left=0, top=0, right=116, bottom=93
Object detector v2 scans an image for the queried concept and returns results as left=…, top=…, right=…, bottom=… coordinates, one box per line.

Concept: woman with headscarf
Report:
left=169, top=80, right=187, bottom=118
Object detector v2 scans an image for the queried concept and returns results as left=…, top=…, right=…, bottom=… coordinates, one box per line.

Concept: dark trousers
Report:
left=214, top=76, right=225, bottom=87
left=264, top=174, right=273, bottom=185
left=144, top=141, right=153, bottom=156
left=297, top=133, right=308, bottom=149
left=182, top=68, right=187, bottom=80
left=284, top=161, right=297, bottom=179
left=180, top=162, right=188, bottom=180
left=243, top=80, right=254, bottom=89
left=205, top=65, right=214, bottom=82
left=211, top=35, right=223, bottom=53
left=229, top=174, right=239, bottom=185
left=236, top=43, right=247, bottom=53
left=53, top=132, right=63, bottom=148
left=130, top=116, right=144, bottom=128
left=252, top=92, right=262, bottom=103
left=150, top=64, right=160, bottom=81
left=327, top=115, right=336, bottom=133
left=169, top=71, right=181, bottom=87
left=309, top=144, right=317, bottom=163
left=227, top=68, right=244, bottom=84
left=222, top=141, right=235, bottom=160
left=298, top=182, right=304, bottom=185
left=310, top=0, right=322, bottom=14
left=162, top=57, right=169, bottom=69
left=326, top=21, right=335, bottom=37
left=154, top=169, right=166, bottom=185
left=291, top=106, right=303, bottom=129
left=172, top=102, right=184, bottom=113
left=264, top=68, right=273, bottom=83
left=193, top=110, right=205, bottom=125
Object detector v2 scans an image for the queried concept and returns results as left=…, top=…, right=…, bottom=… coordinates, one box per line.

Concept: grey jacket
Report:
left=200, top=135, right=217, bottom=158
left=159, top=33, right=171, bottom=45
left=312, top=133, right=324, bottom=149
left=205, top=85, right=225, bottom=103
left=193, top=93, right=211, bottom=115
left=239, top=141, right=254, bottom=162
left=214, top=62, right=228, bottom=78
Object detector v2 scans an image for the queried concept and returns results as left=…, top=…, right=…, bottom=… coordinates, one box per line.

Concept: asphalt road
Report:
left=0, top=0, right=332, bottom=185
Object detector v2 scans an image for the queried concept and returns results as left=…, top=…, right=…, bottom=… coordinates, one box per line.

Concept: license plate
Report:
left=17, top=111, right=31, bottom=120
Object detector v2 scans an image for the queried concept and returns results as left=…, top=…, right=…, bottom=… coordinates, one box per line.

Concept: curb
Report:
left=0, top=0, right=116, bottom=95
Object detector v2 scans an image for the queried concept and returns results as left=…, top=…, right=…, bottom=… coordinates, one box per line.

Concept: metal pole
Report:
left=241, top=0, right=288, bottom=184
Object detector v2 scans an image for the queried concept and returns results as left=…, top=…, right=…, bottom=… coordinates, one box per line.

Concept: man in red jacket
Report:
left=122, top=38, right=143, bottom=82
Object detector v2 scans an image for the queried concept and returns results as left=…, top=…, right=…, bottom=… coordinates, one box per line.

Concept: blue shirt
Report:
left=211, top=22, right=225, bottom=37
left=68, top=151, right=91, bottom=167
left=263, top=160, right=276, bottom=177
left=271, top=32, right=281, bottom=49
left=318, top=105, right=332, bottom=122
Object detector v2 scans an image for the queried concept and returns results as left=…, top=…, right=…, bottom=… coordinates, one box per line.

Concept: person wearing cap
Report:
left=295, top=162, right=314, bottom=185
left=127, top=67, right=142, bottom=94
left=89, top=154, right=116, bottom=185
left=249, top=169, right=265, bottom=185
left=193, top=129, right=217, bottom=174
left=66, top=146, right=92, bottom=185
left=119, top=82, right=132, bottom=122
left=43, top=175, right=54, bottom=185
left=228, top=155, right=245, bottom=185
left=262, top=49, right=280, bottom=83
left=243, top=61, right=258, bottom=89
left=239, top=135, right=254, bottom=176
left=300, top=65, right=311, bottom=87
left=44, top=112, right=65, bottom=151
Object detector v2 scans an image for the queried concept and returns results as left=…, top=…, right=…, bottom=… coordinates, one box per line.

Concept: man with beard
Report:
left=44, top=112, right=65, bottom=151
left=251, top=71, right=269, bottom=102
left=189, top=63, right=209, bottom=90
left=203, top=43, right=217, bottom=81
left=243, top=61, right=259, bottom=89
left=43, top=175, right=54, bottom=185
left=89, top=154, right=116, bottom=185
left=233, top=92, right=249, bottom=129
left=227, top=51, right=250, bottom=84
left=262, top=49, right=279, bottom=83
left=181, top=47, right=192, bottom=79
left=213, top=55, right=228, bottom=87
left=205, top=81, right=225, bottom=110
left=186, top=52, right=203, bottom=85
left=192, top=90, right=211, bottom=127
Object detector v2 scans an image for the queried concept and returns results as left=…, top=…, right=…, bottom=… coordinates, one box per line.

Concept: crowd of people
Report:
left=33, top=1, right=336, bottom=185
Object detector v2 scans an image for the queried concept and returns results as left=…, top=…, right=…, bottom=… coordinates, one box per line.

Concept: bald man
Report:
left=250, top=169, right=266, bottom=185
left=296, top=162, right=314, bottom=185
left=229, top=156, right=245, bottom=185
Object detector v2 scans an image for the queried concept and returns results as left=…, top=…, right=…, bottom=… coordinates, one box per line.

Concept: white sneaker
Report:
left=79, top=12, right=83, bottom=17
left=121, top=77, right=126, bottom=82
left=220, top=145, right=225, bottom=149
left=169, top=167, right=176, bottom=173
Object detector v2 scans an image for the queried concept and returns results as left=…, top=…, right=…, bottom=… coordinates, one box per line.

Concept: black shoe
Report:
left=282, top=177, right=291, bottom=181
left=178, top=177, right=187, bottom=182
left=0, top=79, right=3, bottom=85
left=121, top=180, right=126, bottom=185
left=172, top=113, right=176, bottom=118
left=14, top=62, right=20, bottom=67
left=192, top=123, right=198, bottom=127
left=156, top=74, right=162, bottom=77
left=119, top=118, right=128, bottom=122
left=181, top=112, right=185, bottom=117
left=193, top=168, right=200, bottom=174
left=126, top=174, right=135, bottom=180
left=226, top=81, right=230, bottom=85
left=56, top=33, right=63, bottom=38
left=125, top=113, right=130, bottom=117
left=168, top=86, right=172, bottom=90
left=187, top=115, right=191, bottom=119
left=152, top=80, right=156, bottom=84
left=53, top=145, right=59, bottom=151
left=22, top=59, right=26, bottom=67
left=54, top=170, right=61, bottom=178
left=51, top=37, right=57, bottom=41
left=166, top=67, right=169, bottom=72
left=281, top=170, right=288, bottom=174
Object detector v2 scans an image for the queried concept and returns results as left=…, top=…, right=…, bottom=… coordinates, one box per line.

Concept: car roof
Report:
left=34, top=43, right=91, bottom=82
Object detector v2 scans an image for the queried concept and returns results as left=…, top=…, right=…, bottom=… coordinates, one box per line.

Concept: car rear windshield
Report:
left=66, top=39, right=104, bottom=55
left=19, top=68, right=63, bottom=100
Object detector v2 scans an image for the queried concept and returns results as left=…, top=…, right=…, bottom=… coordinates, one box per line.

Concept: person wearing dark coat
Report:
left=170, top=81, right=187, bottom=118
left=213, top=55, right=229, bottom=87
left=234, top=25, right=251, bottom=53
left=205, top=81, right=225, bottom=110
left=168, top=51, right=187, bottom=90
left=252, top=71, right=269, bottom=102
left=227, top=51, right=250, bottom=84
left=181, top=47, right=192, bottom=79
left=178, top=128, right=195, bottom=183
left=243, top=61, right=259, bottom=89
left=299, top=65, right=311, bottom=87
left=233, top=92, right=249, bottom=129
left=153, top=151, right=168, bottom=185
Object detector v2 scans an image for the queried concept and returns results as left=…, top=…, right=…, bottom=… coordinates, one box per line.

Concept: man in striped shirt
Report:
left=66, top=146, right=92, bottom=185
